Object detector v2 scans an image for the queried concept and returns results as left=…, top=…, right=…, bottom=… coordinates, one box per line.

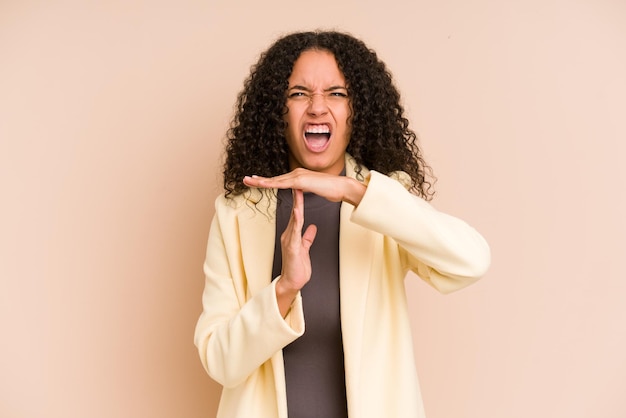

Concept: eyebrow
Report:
left=288, top=85, right=348, bottom=92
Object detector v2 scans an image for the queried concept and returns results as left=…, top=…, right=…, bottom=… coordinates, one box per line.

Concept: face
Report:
left=283, top=49, right=351, bottom=175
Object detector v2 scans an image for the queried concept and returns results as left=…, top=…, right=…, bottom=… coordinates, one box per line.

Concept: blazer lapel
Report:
left=237, top=190, right=277, bottom=298
left=339, top=155, right=376, bottom=412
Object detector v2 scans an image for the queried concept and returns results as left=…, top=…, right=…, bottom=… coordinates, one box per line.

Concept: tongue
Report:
left=306, top=133, right=329, bottom=150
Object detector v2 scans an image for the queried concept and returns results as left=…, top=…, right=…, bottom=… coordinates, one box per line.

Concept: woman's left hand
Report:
left=243, top=168, right=366, bottom=206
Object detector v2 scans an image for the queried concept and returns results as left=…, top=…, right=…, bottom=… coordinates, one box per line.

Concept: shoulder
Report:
left=345, top=153, right=411, bottom=190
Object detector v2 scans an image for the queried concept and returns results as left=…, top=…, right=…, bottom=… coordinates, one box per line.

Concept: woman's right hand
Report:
left=274, top=188, right=317, bottom=317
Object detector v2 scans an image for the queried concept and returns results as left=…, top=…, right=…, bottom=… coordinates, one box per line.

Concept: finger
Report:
left=292, top=189, right=305, bottom=230
left=243, top=175, right=270, bottom=188
left=244, top=172, right=305, bottom=190
left=292, top=188, right=303, bottom=211
left=282, top=189, right=303, bottom=245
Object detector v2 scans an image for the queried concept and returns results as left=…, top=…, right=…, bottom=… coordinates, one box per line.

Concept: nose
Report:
left=307, top=93, right=328, bottom=115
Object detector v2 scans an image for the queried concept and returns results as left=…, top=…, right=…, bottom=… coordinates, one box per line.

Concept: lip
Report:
left=303, top=122, right=332, bottom=133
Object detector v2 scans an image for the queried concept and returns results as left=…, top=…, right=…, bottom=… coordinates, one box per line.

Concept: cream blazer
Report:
left=194, top=155, right=491, bottom=418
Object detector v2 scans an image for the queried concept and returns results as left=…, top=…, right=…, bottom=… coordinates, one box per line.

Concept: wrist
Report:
left=275, top=277, right=299, bottom=318
left=276, top=277, right=299, bottom=297
left=344, top=177, right=366, bottom=206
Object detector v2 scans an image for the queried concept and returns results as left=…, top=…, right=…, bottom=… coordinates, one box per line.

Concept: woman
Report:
left=194, top=30, right=491, bottom=418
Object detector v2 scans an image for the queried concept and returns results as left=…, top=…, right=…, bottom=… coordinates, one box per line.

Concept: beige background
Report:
left=1, top=0, right=625, bottom=417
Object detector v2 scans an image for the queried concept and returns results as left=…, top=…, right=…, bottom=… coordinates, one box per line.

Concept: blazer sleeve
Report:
left=350, top=170, right=491, bottom=294
left=194, top=198, right=304, bottom=388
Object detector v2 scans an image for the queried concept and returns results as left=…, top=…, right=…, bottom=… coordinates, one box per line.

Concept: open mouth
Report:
left=304, top=124, right=331, bottom=152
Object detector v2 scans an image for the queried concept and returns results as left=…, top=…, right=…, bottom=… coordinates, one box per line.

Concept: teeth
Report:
left=305, top=125, right=330, bottom=134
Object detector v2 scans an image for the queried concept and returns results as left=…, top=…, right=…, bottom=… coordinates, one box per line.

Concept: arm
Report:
left=243, top=168, right=490, bottom=293
left=352, top=170, right=491, bottom=293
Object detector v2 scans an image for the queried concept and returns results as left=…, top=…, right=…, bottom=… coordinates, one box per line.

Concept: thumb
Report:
left=301, top=224, right=317, bottom=251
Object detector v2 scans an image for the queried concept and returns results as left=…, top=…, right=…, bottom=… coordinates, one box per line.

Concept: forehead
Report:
left=288, top=49, right=346, bottom=86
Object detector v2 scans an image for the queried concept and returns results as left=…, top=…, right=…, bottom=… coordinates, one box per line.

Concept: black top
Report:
left=272, top=188, right=348, bottom=418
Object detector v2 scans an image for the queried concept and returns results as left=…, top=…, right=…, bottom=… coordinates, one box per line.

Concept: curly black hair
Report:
left=223, top=30, right=435, bottom=200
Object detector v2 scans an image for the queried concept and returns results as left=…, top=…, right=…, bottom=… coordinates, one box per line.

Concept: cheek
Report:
left=337, top=110, right=351, bottom=134
left=340, top=104, right=352, bottom=126
left=285, top=122, right=298, bottom=140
